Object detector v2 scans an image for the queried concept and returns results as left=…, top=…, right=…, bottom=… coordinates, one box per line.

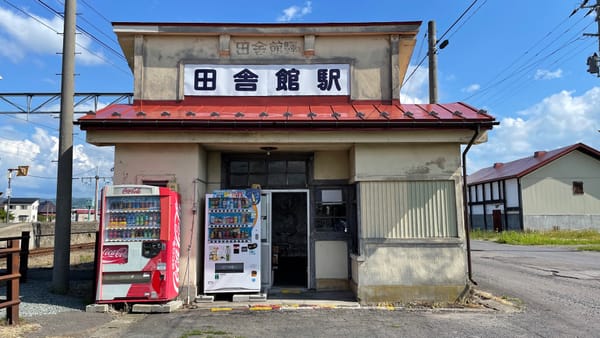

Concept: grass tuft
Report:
left=471, top=229, right=600, bottom=249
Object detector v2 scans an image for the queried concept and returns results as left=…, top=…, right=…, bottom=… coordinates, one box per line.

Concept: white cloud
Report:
left=0, top=124, right=114, bottom=199
left=468, top=87, right=600, bottom=173
left=0, top=6, right=104, bottom=65
left=534, top=68, right=563, bottom=80
left=462, top=84, right=480, bottom=93
left=277, top=1, right=312, bottom=22
left=400, top=64, right=428, bottom=103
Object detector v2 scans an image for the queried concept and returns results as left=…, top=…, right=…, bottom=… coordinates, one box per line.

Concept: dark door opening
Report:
left=493, top=209, right=503, bottom=232
left=271, top=192, right=307, bottom=288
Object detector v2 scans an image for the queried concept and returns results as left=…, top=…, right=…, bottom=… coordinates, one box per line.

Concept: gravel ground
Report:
left=1, top=249, right=97, bottom=318
left=1, top=267, right=94, bottom=318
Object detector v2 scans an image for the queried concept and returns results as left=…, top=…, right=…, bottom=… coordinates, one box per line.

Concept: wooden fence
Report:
left=0, top=231, right=29, bottom=325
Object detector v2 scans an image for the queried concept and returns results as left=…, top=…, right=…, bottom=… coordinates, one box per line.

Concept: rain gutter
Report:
left=462, top=124, right=480, bottom=286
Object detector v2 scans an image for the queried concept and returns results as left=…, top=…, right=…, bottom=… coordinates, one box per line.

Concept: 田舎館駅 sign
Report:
left=183, top=64, right=350, bottom=97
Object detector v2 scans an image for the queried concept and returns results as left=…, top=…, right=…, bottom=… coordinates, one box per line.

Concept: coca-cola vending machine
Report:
left=95, top=184, right=181, bottom=303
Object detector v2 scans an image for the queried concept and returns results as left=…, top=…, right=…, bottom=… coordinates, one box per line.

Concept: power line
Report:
left=80, top=0, right=113, bottom=24
left=3, top=0, right=130, bottom=76
left=402, top=0, right=483, bottom=88
left=35, top=0, right=126, bottom=61
left=32, top=0, right=131, bottom=76
left=464, top=15, right=594, bottom=106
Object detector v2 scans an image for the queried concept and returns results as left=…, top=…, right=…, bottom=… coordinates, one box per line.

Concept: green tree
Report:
left=0, top=208, right=13, bottom=222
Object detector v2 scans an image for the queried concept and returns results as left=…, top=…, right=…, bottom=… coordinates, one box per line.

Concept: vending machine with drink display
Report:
left=204, top=189, right=261, bottom=293
left=95, top=184, right=181, bottom=303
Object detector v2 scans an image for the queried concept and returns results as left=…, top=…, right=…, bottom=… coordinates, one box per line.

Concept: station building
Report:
left=78, top=21, right=496, bottom=303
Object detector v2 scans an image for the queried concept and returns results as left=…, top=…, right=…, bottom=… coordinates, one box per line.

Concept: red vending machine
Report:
left=95, top=184, right=181, bottom=303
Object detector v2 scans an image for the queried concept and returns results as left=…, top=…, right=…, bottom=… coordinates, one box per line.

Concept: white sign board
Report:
left=184, top=64, right=349, bottom=96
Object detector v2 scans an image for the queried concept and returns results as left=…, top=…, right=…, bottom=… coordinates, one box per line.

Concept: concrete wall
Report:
left=524, top=215, right=600, bottom=231
left=32, top=222, right=98, bottom=248
left=352, top=240, right=467, bottom=304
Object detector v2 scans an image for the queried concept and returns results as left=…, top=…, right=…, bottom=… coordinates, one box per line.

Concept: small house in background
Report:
left=467, top=143, right=600, bottom=231
left=1, top=197, right=40, bottom=223
left=38, top=200, right=56, bottom=222
left=71, top=208, right=96, bottom=222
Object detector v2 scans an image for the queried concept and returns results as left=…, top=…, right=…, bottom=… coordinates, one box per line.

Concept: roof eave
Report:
left=77, top=119, right=497, bottom=130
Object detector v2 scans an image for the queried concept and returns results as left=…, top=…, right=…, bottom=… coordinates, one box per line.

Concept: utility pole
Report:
left=573, top=0, right=600, bottom=75
left=428, top=21, right=438, bottom=104
left=77, top=168, right=111, bottom=222
left=427, top=20, right=448, bottom=103
left=94, top=168, right=99, bottom=221
left=52, top=0, right=76, bottom=294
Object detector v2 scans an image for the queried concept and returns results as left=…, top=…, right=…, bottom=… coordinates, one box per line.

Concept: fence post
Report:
left=19, top=231, right=30, bottom=283
left=92, top=230, right=100, bottom=302
left=6, top=239, right=21, bottom=325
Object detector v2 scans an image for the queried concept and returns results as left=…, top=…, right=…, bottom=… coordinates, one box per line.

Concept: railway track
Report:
left=29, top=242, right=96, bottom=257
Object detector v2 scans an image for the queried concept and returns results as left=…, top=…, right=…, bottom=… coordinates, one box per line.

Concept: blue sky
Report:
left=1, top=0, right=599, bottom=200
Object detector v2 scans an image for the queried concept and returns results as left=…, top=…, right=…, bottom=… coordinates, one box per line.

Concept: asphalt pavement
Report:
left=6, top=239, right=599, bottom=337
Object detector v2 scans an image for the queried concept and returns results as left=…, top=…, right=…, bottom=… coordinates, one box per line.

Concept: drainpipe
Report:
left=462, top=124, right=480, bottom=285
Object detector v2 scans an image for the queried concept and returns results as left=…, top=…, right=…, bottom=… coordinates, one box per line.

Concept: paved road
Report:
left=24, top=240, right=600, bottom=338
left=470, top=240, right=600, bottom=337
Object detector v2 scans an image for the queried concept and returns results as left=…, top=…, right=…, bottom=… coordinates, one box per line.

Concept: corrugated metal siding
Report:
left=360, top=181, right=458, bottom=238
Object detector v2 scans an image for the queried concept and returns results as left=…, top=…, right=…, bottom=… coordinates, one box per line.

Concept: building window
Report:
left=573, top=181, right=584, bottom=195
left=225, top=156, right=308, bottom=189
left=315, top=189, right=347, bottom=232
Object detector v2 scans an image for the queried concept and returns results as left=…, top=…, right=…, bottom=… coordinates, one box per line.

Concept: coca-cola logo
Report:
left=121, top=187, right=141, bottom=195
left=102, top=245, right=128, bottom=264
left=171, top=200, right=181, bottom=293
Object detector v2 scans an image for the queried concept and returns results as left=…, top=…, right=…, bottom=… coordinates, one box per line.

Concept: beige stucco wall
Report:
left=352, top=143, right=462, bottom=181
left=133, top=33, right=403, bottom=101
left=522, top=151, right=600, bottom=215
left=113, top=143, right=203, bottom=296
left=350, top=142, right=468, bottom=302
left=313, top=36, right=392, bottom=100
left=315, top=240, right=348, bottom=289
left=314, top=150, right=350, bottom=180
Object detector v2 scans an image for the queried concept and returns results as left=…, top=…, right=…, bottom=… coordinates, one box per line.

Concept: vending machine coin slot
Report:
left=142, top=241, right=163, bottom=258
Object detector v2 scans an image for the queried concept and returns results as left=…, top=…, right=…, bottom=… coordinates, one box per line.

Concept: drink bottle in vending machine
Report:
left=95, top=184, right=181, bottom=303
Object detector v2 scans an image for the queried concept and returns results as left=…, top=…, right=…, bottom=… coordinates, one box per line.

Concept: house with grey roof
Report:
left=1, top=197, right=40, bottom=223
left=467, top=143, right=600, bottom=231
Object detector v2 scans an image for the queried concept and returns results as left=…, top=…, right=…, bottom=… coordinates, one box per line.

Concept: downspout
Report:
left=462, top=124, right=480, bottom=285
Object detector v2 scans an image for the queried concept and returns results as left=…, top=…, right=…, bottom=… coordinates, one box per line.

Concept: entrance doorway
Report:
left=261, top=190, right=309, bottom=289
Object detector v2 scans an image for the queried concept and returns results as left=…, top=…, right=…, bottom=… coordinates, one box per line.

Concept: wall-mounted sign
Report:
left=184, top=64, right=349, bottom=96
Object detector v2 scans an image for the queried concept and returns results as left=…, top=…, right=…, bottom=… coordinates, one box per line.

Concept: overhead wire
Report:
left=33, top=0, right=131, bottom=76
left=0, top=0, right=128, bottom=148
left=3, top=0, right=130, bottom=76
left=35, top=0, right=126, bottom=61
left=463, top=7, right=595, bottom=106
left=445, top=0, right=488, bottom=42
left=402, top=0, right=482, bottom=88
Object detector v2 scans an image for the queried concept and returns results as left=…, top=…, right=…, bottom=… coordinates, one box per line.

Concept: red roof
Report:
left=467, top=143, right=600, bottom=185
left=78, top=98, right=496, bottom=130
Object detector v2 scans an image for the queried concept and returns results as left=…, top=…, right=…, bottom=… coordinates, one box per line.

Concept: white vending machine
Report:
left=204, top=189, right=261, bottom=293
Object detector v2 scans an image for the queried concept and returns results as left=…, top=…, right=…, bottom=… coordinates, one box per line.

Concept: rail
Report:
left=0, top=231, right=29, bottom=325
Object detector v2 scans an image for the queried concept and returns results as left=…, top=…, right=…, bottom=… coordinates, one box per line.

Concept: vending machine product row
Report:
left=204, top=189, right=261, bottom=293
left=95, top=185, right=181, bottom=303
